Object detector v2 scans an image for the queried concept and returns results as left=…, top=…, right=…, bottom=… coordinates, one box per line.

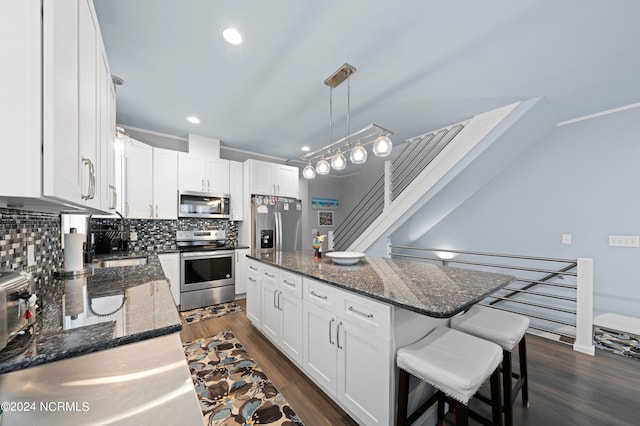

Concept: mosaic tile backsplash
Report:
left=90, top=217, right=239, bottom=252
left=0, top=208, right=62, bottom=293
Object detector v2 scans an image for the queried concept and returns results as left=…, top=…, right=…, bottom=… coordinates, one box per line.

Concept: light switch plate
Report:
left=562, top=234, right=572, bottom=245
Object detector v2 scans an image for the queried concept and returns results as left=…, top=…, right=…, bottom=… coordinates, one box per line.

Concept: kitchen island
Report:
left=0, top=254, right=203, bottom=425
left=246, top=251, right=513, bottom=426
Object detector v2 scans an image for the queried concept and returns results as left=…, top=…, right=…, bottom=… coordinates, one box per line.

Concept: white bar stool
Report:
left=396, top=326, right=503, bottom=426
left=450, top=305, right=529, bottom=426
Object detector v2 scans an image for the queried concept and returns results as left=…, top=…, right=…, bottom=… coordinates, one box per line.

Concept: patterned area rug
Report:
left=183, top=331, right=304, bottom=425
left=181, top=302, right=243, bottom=324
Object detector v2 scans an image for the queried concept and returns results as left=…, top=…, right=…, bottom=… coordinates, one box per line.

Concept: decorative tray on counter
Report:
left=325, top=251, right=366, bottom=265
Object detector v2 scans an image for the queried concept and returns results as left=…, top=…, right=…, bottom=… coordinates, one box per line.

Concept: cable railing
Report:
left=388, top=244, right=595, bottom=354
left=333, top=122, right=466, bottom=251
left=332, top=175, right=384, bottom=251
left=391, top=123, right=464, bottom=200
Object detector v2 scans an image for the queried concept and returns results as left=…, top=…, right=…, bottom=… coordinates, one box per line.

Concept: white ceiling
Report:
left=93, top=0, right=640, bottom=162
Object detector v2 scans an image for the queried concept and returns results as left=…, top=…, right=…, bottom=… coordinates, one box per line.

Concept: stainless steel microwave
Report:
left=178, top=192, right=231, bottom=219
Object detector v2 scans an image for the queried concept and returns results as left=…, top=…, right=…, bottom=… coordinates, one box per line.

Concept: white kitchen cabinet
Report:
left=261, top=275, right=280, bottom=342
left=245, top=260, right=262, bottom=326
left=98, top=48, right=117, bottom=212
left=259, top=265, right=304, bottom=365
left=229, top=160, right=244, bottom=220
left=178, top=154, right=229, bottom=194
left=235, top=248, right=250, bottom=295
left=1, top=0, right=113, bottom=213
left=302, top=277, right=391, bottom=425
left=77, top=0, right=100, bottom=210
left=152, top=147, right=178, bottom=219
left=177, top=153, right=207, bottom=193
left=124, top=140, right=177, bottom=219
left=124, top=138, right=153, bottom=218
left=158, top=253, right=180, bottom=306
left=244, top=159, right=299, bottom=198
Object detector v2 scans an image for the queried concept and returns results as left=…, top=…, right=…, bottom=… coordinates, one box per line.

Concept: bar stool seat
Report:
left=396, top=326, right=503, bottom=425
left=450, top=305, right=530, bottom=426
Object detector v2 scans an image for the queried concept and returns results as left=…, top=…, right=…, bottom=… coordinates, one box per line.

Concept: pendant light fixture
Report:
left=373, top=134, right=393, bottom=157
left=300, top=63, right=393, bottom=178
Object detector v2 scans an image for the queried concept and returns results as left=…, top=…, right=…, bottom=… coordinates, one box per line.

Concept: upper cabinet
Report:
left=229, top=160, right=244, bottom=220
left=178, top=154, right=230, bottom=194
left=1, top=0, right=115, bottom=213
left=124, top=139, right=177, bottom=219
left=178, top=135, right=230, bottom=194
left=153, top=147, right=178, bottom=219
left=244, top=159, right=299, bottom=199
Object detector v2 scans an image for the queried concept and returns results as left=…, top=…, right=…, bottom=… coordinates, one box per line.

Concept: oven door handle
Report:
left=180, top=251, right=234, bottom=259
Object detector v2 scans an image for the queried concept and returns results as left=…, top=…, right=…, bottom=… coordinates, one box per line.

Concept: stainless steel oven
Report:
left=177, top=230, right=235, bottom=311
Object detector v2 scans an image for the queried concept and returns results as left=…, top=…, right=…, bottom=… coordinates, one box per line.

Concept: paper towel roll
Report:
left=64, top=229, right=85, bottom=271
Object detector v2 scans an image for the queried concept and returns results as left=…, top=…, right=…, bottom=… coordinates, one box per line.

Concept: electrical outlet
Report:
left=561, top=234, right=572, bottom=245
left=608, top=235, right=640, bottom=247
left=27, top=244, right=35, bottom=266
left=129, top=231, right=138, bottom=241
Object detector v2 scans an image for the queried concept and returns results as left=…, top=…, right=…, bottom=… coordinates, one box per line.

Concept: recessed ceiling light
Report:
left=222, top=27, right=243, bottom=45
left=186, top=116, right=200, bottom=124
left=301, top=146, right=310, bottom=152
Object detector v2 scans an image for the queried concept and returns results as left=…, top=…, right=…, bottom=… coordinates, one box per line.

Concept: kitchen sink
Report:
left=94, top=256, right=148, bottom=268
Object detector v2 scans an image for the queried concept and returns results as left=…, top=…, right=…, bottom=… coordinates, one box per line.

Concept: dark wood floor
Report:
left=180, top=300, right=640, bottom=426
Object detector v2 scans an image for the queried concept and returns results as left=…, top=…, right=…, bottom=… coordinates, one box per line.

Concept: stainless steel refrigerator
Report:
left=251, top=195, right=302, bottom=255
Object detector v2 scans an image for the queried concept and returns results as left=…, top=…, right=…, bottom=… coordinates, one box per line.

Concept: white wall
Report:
left=392, top=105, right=640, bottom=318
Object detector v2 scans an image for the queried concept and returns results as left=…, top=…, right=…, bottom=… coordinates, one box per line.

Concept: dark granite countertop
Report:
left=248, top=251, right=514, bottom=318
left=0, top=253, right=181, bottom=374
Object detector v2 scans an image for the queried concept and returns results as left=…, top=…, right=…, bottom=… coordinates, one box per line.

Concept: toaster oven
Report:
left=0, top=271, right=35, bottom=351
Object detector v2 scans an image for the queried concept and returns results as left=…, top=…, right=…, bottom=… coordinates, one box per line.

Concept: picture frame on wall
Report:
left=318, top=210, right=334, bottom=227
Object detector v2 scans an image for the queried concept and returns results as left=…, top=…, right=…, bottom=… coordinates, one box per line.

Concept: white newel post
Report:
left=574, top=257, right=595, bottom=355
left=384, top=160, right=392, bottom=211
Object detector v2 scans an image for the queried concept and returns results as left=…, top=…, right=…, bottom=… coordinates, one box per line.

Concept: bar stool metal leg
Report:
left=519, top=335, right=529, bottom=407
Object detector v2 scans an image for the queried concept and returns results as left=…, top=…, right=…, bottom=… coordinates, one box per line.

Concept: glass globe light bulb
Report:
left=331, top=150, right=347, bottom=171
left=316, top=158, right=330, bottom=175
left=303, top=163, right=316, bottom=179
left=373, top=135, right=393, bottom=157
left=350, top=144, right=367, bottom=164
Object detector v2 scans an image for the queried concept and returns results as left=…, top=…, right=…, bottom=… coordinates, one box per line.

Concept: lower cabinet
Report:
left=235, top=248, right=250, bottom=295
left=157, top=253, right=180, bottom=306
left=245, top=259, right=262, bottom=326
left=302, top=277, right=391, bottom=425
left=245, top=260, right=391, bottom=425
left=260, top=265, right=303, bottom=366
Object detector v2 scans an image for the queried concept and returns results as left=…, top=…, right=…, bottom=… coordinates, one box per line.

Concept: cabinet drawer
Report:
left=247, top=259, right=261, bottom=276
left=303, top=277, right=340, bottom=311
left=280, top=270, right=302, bottom=298
left=342, top=293, right=391, bottom=338
left=261, top=264, right=279, bottom=283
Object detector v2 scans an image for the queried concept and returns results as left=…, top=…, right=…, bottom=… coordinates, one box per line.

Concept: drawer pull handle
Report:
left=248, top=277, right=256, bottom=282
left=249, top=266, right=258, bottom=271
left=264, top=272, right=275, bottom=278
left=283, top=279, right=296, bottom=287
left=348, top=306, right=374, bottom=318
left=329, top=318, right=335, bottom=345
left=310, top=290, right=328, bottom=300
